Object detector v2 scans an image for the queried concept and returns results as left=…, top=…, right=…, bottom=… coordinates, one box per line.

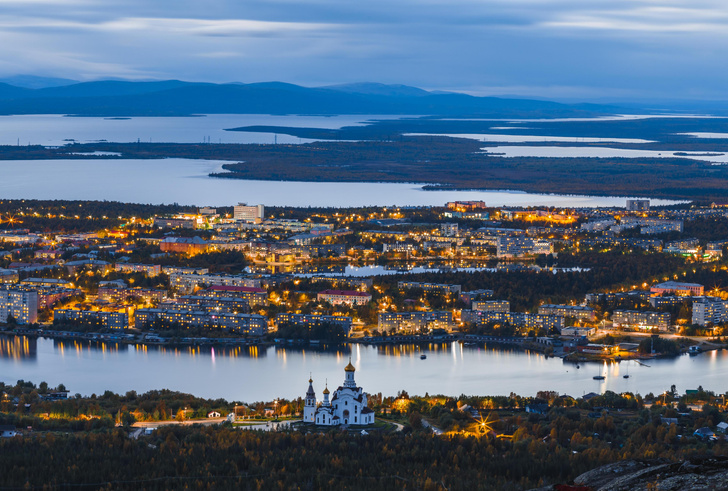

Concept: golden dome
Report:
left=344, top=358, right=356, bottom=372
left=323, top=387, right=330, bottom=395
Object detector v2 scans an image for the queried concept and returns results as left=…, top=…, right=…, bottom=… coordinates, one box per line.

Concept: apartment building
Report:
left=0, top=287, right=38, bottom=324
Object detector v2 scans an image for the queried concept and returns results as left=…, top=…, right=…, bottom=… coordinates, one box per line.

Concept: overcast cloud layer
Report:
left=0, top=0, right=726, bottom=100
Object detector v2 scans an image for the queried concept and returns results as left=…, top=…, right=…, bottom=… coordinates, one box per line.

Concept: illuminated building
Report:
left=612, top=310, right=671, bottom=331
left=0, top=287, right=38, bottom=324
left=317, top=289, right=371, bottom=306
left=275, top=313, right=352, bottom=334
left=53, top=309, right=128, bottom=329
left=303, top=361, right=375, bottom=426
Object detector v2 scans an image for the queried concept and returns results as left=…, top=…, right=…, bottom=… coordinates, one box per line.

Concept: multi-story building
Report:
left=397, top=281, right=461, bottom=295
left=649, top=296, right=689, bottom=309
left=21, top=278, right=74, bottom=289
left=461, top=310, right=564, bottom=332
left=53, top=309, right=128, bottom=329
left=378, top=311, right=453, bottom=332
left=159, top=236, right=209, bottom=255
left=308, top=276, right=372, bottom=291
left=317, top=289, right=371, bottom=306
left=233, top=203, right=265, bottom=223
left=472, top=300, right=510, bottom=313
left=198, top=285, right=268, bottom=306
left=160, top=295, right=250, bottom=314
left=153, top=217, right=197, bottom=229
left=114, top=263, right=161, bottom=277
left=169, top=273, right=261, bottom=295
left=440, top=223, right=458, bottom=237
left=275, top=313, right=353, bottom=334
left=538, top=304, right=595, bottom=321
left=0, top=287, right=38, bottom=324
left=650, top=281, right=704, bottom=297
left=0, top=269, right=19, bottom=284
left=692, top=297, right=728, bottom=326
left=626, top=199, right=650, bottom=212
left=96, top=287, right=167, bottom=304
left=459, top=289, right=494, bottom=306
left=161, top=266, right=209, bottom=276
left=496, top=236, right=552, bottom=258
left=612, top=310, right=671, bottom=330
left=135, top=309, right=267, bottom=336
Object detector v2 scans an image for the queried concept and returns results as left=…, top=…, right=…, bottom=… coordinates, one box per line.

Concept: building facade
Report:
left=0, top=287, right=38, bottom=324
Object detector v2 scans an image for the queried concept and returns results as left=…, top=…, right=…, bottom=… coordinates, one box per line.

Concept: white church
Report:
left=303, top=359, right=375, bottom=426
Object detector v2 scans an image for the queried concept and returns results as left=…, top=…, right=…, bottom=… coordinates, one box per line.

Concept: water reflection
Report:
left=0, top=335, right=37, bottom=361
left=2, top=336, right=728, bottom=400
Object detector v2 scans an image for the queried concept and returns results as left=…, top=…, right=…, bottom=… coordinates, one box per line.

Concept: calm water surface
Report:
left=0, top=158, right=679, bottom=207
left=0, top=114, right=403, bottom=146
left=1, top=336, right=726, bottom=402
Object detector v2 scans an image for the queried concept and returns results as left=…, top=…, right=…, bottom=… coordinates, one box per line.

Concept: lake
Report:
left=482, top=145, right=728, bottom=164
left=1, top=336, right=726, bottom=402
left=0, top=114, right=404, bottom=146
left=0, top=158, right=679, bottom=207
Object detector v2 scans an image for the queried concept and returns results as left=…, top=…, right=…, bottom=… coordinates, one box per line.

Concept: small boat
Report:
left=593, top=375, right=605, bottom=380
left=623, top=375, right=630, bottom=379
left=688, top=346, right=701, bottom=355
left=420, top=354, right=427, bottom=360
left=576, top=364, right=580, bottom=369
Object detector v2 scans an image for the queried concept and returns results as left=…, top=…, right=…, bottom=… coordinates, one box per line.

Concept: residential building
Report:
left=233, top=203, right=265, bottom=223
left=626, top=199, right=650, bottom=211
left=378, top=311, right=452, bottom=332
left=317, top=289, right=371, bottom=306
left=538, top=304, right=595, bottom=321
left=692, top=296, right=728, bottom=326
left=53, top=309, right=128, bottom=329
left=398, top=281, right=461, bottom=295
left=114, top=263, right=161, bottom=276
left=459, top=289, right=494, bottom=306
left=135, top=309, right=267, bottom=335
left=159, top=236, right=208, bottom=255
left=199, top=285, right=268, bottom=306
left=0, top=269, right=18, bottom=284
left=21, top=278, right=74, bottom=289
left=612, top=310, right=671, bottom=330
left=650, top=281, right=704, bottom=297
left=472, top=300, right=510, bottom=313
left=97, top=287, right=167, bottom=304
left=275, top=313, right=353, bottom=334
left=169, top=273, right=261, bottom=294
left=461, top=310, right=564, bottom=332
left=160, top=295, right=250, bottom=314
left=0, top=287, right=38, bottom=324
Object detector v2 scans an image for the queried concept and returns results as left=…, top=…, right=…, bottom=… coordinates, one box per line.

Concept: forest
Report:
left=1, top=380, right=728, bottom=490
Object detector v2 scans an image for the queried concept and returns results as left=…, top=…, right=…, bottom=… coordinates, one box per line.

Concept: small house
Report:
left=207, top=411, right=221, bottom=418
left=694, top=427, right=715, bottom=439
left=0, top=425, right=18, bottom=438
left=717, top=422, right=728, bottom=434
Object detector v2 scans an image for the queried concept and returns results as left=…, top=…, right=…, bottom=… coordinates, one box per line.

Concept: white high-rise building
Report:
left=0, top=287, right=38, bottom=324
left=233, top=203, right=264, bottom=223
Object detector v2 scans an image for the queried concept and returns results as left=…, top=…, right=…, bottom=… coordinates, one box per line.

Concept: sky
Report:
left=0, top=0, right=726, bottom=100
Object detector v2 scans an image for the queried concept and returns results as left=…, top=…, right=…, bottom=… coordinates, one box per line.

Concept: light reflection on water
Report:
left=2, top=335, right=727, bottom=401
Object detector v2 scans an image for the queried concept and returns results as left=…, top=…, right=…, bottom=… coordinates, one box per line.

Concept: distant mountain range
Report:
left=0, top=79, right=626, bottom=117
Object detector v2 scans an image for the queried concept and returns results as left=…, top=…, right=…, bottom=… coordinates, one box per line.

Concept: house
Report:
left=717, top=422, right=728, bottom=434
left=526, top=403, right=550, bottom=415
left=694, top=427, right=715, bottom=440
left=0, top=425, right=18, bottom=438
left=207, top=411, right=221, bottom=418
left=661, top=417, right=678, bottom=426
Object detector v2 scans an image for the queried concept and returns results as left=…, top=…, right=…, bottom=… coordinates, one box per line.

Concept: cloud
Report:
left=0, top=0, right=725, bottom=99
